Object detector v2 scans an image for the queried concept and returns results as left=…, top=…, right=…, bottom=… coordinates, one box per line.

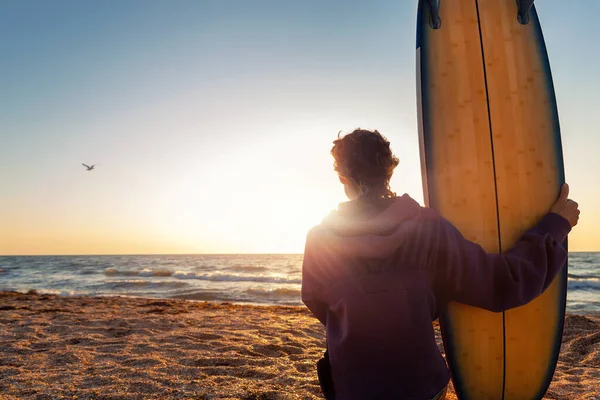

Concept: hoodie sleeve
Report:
left=432, top=212, right=571, bottom=312
left=301, top=233, right=328, bottom=326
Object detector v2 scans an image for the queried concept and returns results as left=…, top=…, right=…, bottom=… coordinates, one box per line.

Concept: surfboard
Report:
left=416, top=1, right=568, bottom=399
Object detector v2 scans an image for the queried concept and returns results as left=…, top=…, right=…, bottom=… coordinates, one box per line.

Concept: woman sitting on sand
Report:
left=301, top=129, right=580, bottom=400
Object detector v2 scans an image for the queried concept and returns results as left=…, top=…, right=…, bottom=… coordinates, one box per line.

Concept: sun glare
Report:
left=150, top=138, right=345, bottom=254
left=159, top=184, right=342, bottom=254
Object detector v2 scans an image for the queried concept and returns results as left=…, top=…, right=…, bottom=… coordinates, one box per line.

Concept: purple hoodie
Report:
left=301, top=194, right=571, bottom=400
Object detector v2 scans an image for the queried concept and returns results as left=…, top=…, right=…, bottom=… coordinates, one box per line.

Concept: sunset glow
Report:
left=1, top=0, right=599, bottom=255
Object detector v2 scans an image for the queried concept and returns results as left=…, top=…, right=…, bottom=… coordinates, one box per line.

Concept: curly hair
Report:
left=331, top=128, right=399, bottom=201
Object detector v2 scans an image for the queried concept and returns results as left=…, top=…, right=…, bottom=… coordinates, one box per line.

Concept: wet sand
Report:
left=0, top=291, right=598, bottom=399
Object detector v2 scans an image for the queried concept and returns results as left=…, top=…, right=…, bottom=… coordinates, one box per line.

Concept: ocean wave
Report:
left=566, top=300, right=600, bottom=313
left=568, top=279, right=600, bottom=291
left=104, top=268, right=174, bottom=277
left=78, top=270, right=98, bottom=275
left=105, top=280, right=188, bottom=290
left=140, top=268, right=174, bottom=277
left=4, top=288, right=78, bottom=297
left=571, top=256, right=599, bottom=264
left=229, top=265, right=269, bottom=273
left=171, top=271, right=301, bottom=284
left=104, top=267, right=300, bottom=284
left=568, top=273, right=600, bottom=280
left=246, top=287, right=302, bottom=298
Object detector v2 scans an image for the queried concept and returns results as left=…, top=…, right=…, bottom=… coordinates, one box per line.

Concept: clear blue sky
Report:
left=1, top=0, right=598, bottom=254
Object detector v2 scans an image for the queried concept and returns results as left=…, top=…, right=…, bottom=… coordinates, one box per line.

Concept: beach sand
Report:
left=0, top=291, right=598, bottom=400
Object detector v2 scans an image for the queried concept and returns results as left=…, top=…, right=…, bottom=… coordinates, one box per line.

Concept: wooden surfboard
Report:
left=416, top=1, right=568, bottom=399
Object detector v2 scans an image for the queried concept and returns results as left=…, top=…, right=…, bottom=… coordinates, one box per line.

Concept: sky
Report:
left=1, top=0, right=599, bottom=255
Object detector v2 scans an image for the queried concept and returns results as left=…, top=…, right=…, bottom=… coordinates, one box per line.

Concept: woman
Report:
left=301, top=129, right=579, bottom=400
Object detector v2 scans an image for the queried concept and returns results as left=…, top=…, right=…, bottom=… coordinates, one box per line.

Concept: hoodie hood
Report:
left=309, top=194, right=425, bottom=259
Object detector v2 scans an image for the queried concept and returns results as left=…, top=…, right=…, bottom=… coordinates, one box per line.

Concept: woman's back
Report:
left=302, top=195, right=450, bottom=399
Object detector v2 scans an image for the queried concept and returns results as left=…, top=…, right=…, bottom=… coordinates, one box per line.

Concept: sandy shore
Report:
left=0, top=292, right=598, bottom=400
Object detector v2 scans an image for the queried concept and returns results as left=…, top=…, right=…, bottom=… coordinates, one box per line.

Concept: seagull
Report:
left=82, top=163, right=96, bottom=171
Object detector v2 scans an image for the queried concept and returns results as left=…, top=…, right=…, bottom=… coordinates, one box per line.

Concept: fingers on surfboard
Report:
left=424, top=0, right=536, bottom=28
left=517, top=0, right=536, bottom=25
left=425, top=0, right=441, bottom=30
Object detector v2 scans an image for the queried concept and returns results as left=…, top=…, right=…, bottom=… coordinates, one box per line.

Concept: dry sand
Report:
left=0, top=291, right=598, bottom=400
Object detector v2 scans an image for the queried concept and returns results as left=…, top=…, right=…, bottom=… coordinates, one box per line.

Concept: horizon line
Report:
left=1, top=251, right=598, bottom=257
left=0, top=252, right=306, bottom=257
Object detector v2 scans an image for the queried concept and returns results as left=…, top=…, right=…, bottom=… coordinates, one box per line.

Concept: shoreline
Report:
left=4, top=289, right=599, bottom=317
left=1, top=291, right=598, bottom=399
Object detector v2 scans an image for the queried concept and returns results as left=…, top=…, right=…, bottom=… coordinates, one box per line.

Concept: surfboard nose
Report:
left=517, top=0, right=535, bottom=24
left=425, top=0, right=441, bottom=29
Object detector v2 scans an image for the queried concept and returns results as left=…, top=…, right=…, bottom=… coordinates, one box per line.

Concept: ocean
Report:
left=0, top=253, right=598, bottom=315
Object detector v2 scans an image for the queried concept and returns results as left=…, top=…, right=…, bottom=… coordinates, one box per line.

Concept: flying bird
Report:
left=82, top=163, right=96, bottom=171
